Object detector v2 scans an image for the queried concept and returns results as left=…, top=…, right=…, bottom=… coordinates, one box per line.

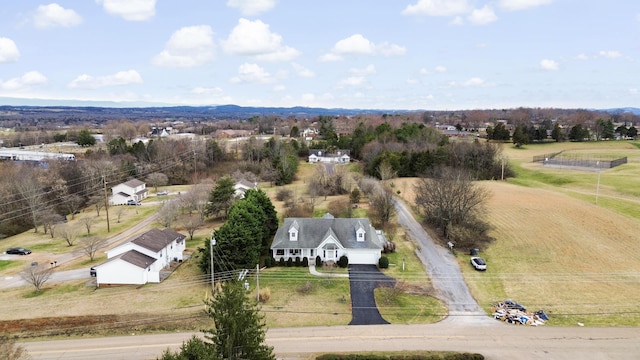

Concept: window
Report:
left=289, top=249, right=300, bottom=255
left=310, top=249, right=314, bottom=257
left=276, top=249, right=284, bottom=256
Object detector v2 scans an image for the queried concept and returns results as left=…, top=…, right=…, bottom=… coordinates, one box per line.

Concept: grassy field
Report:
left=3, top=141, right=639, bottom=333
left=394, top=140, right=640, bottom=326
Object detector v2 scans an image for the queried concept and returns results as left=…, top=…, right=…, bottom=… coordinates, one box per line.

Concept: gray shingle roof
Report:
left=271, top=215, right=384, bottom=250
left=99, top=249, right=157, bottom=269
left=123, top=178, right=144, bottom=188
left=131, top=228, right=186, bottom=253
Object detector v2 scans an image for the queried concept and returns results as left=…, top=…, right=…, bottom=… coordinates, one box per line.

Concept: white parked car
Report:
left=470, top=257, right=487, bottom=271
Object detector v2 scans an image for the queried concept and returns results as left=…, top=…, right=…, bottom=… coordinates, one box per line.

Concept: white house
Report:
left=109, top=178, right=148, bottom=205
left=308, top=149, right=350, bottom=164
left=271, top=213, right=386, bottom=265
left=234, top=179, right=257, bottom=198
left=94, top=228, right=186, bottom=287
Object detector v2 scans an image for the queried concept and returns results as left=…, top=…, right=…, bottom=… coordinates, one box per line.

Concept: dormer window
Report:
left=356, top=224, right=366, bottom=242
left=289, top=230, right=297, bottom=241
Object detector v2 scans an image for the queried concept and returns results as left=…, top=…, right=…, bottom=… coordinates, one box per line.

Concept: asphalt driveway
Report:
left=348, top=264, right=395, bottom=325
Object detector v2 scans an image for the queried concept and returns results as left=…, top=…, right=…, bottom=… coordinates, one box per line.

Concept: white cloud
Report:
left=68, top=70, right=142, bottom=89
left=33, top=3, right=83, bottom=28
left=467, top=6, right=497, bottom=25
left=629, top=88, right=638, bottom=95
left=463, top=77, right=485, bottom=87
left=498, top=0, right=553, bottom=11
left=402, top=0, right=472, bottom=16
left=191, top=86, right=223, bottom=95
left=152, top=25, right=216, bottom=68
left=273, top=84, right=285, bottom=92
left=419, top=65, right=447, bottom=75
left=96, top=0, right=156, bottom=21
left=322, top=34, right=405, bottom=60
left=376, top=42, right=407, bottom=56
left=540, top=59, right=559, bottom=70
left=338, top=76, right=367, bottom=87
left=292, top=63, right=315, bottom=78
left=230, top=63, right=274, bottom=84
left=0, top=37, right=20, bottom=63
left=350, top=64, right=376, bottom=76
left=1, top=71, right=47, bottom=91
left=576, top=53, right=589, bottom=60
left=226, top=0, right=276, bottom=16
left=451, top=16, right=464, bottom=25
left=598, top=50, right=622, bottom=59
left=222, top=18, right=299, bottom=61
left=318, top=53, right=343, bottom=62
left=435, top=65, right=447, bottom=73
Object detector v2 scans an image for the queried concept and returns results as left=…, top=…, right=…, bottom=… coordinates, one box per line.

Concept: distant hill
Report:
left=600, top=107, right=640, bottom=115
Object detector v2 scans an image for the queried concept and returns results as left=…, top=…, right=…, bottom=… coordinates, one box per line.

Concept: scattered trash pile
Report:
left=492, top=299, right=549, bottom=326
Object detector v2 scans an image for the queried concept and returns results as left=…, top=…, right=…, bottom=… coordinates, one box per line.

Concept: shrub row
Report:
left=264, top=256, right=309, bottom=267
left=316, top=353, right=484, bottom=360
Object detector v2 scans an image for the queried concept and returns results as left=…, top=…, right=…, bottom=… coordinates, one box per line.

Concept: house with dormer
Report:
left=109, top=178, right=148, bottom=205
left=271, top=213, right=386, bottom=265
left=94, top=228, right=186, bottom=287
left=308, top=149, right=350, bottom=164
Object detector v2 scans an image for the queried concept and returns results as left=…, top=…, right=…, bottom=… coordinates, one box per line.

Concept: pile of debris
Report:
left=492, top=299, right=549, bottom=326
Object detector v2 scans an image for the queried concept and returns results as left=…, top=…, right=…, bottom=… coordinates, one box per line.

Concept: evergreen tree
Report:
left=551, top=123, right=564, bottom=142
left=77, top=129, right=96, bottom=147
left=205, top=177, right=236, bottom=219
left=204, top=281, right=276, bottom=360
left=243, top=189, right=278, bottom=249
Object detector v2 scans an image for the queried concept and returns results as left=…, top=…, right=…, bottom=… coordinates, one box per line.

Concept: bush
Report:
left=378, top=256, right=389, bottom=269
left=264, top=257, right=272, bottom=267
left=315, top=255, right=323, bottom=267
left=301, top=257, right=309, bottom=267
left=295, top=256, right=301, bottom=267
left=337, top=255, right=349, bottom=268
left=259, top=287, right=271, bottom=303
left=275, top=188, right=293, bottom=202
left=296, top=281, right=314, bottom=294
left=278, top=257, right=285, bottom=267
left=383, top=242, right=396, bottom=253
left=286, top=257, right=293, bottom=267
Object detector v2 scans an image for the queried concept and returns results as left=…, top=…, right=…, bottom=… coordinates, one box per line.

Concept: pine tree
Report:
left=204, top=281, right=276, bottom=360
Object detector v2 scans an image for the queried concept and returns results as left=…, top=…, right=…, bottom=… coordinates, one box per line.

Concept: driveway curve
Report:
left=393, top=198, right=494, bottom=325
left=348, top=264, right=395, bottom=325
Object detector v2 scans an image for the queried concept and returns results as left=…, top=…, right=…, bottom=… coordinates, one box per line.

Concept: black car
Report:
left=90, top=266, right=97, bottom=277
left=6, top=247, right=32, bottom=255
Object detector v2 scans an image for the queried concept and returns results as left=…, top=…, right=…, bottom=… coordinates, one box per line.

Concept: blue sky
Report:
left=0, top=0, right=638, bottom=110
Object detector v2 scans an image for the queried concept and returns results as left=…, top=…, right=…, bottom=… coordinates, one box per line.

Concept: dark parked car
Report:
left=470, top=256, right=487, bottom=271
left=90, top=266, right=96, bottom=277
left=6, top=247, right=32, bottom=255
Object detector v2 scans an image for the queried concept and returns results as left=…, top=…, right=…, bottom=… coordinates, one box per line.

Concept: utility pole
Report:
left=193, top=150, right=197, bottom=184
left=102, top=175, right=110, bottom=233
left=210, top=235, right=215, bottom=294
left=256, top=263, right=260, bottom=302
left=596, top=161, right=601, bottom=205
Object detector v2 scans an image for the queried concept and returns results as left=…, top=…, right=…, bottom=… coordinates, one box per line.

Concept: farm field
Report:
left=395, top=140, right=640, bottom=326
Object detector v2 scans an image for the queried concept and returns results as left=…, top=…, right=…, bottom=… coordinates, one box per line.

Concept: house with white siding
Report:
left=308, top=149, right=350, bottom=164
left=234, top=179, right=257, bottom=199
left=109, top=178, right=148, bottom=205
left=94, top=228, right=186, bottom=287
left=271, top=213, right=386, bottom=265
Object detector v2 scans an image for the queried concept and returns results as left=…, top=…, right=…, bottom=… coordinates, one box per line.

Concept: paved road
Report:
left=21, top=324, right=640, bottom=360
left=393, top=198, right=492, bottom=324
left=0, top=208, right=159, bottom=290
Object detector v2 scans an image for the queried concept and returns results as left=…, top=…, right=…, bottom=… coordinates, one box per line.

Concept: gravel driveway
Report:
left=348, top=264, right=395, bottom=325
left=393, top=198, right=494, bottom=325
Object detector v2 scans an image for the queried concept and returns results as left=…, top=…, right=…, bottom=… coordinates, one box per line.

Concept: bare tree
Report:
left=181, top=183, right=209, bottom=219
left=414, top=167, right=488, bottom=239
left=58, top=224, right=80, bottom=246
left=368, top=184, right=395, bottom=229
left=20, top=263, right=53, bottom=293
left=62, top=194, right=84, bottom=220
left=16, top=176, right=46, bottom=233
left=181, top=216, right=203, bottom=241
left=146, top=172, right=169, bottom=192
left=80, top=216, right=94, bottom=235
left=157, top=201, right=179, bottom=228
left=40, top=212, right=63, bottom=238
left=88, top=194, right=105, bottom=216
left=115, top=206, right=126, bottom=223
left=79, top=236, right=107, bottom=261
left=377, top=161, right=397, bottom=181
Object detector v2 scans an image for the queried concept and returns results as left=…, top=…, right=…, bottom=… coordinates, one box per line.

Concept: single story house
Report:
left=271, top=213, right=386, bottom=265
left=94, top=228, right=186, bottom=287
left=234, top=179, right=257, bottom=198
left=109, top=178, right=148, bottom=205
left=308, top=149, right=350, bottom=164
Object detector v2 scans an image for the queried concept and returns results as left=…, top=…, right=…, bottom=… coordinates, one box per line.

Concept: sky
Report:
left=0, top=0, right=638, bottom=110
